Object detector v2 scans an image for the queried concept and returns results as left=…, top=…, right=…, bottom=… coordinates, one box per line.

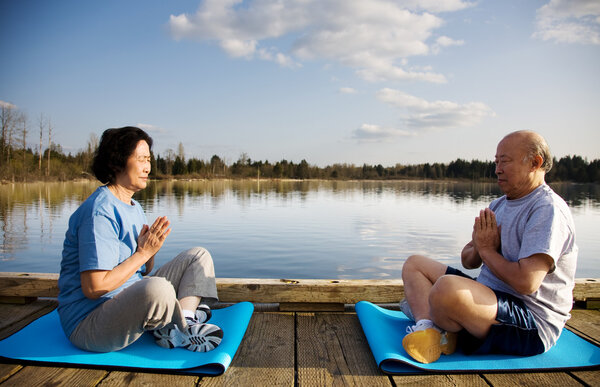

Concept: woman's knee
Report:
left=190, top=246, right=215, bottom=271
left=141, top=277, right=177, bottom=303
left=185, top=246, right=208, bottom=255
left=183, top=246, right=214, bottom=264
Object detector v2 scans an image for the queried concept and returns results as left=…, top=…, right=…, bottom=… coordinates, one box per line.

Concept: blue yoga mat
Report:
left=0, top=302, right=254, bottom=376
left=356, top=301, right=600, bottom=374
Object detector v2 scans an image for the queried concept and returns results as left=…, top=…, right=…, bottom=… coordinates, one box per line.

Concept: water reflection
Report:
left=1, top=179, right=599, bottom=278
left=0, top=181, right=100, bottom=265
left=133, top=179, right=600, bottom=207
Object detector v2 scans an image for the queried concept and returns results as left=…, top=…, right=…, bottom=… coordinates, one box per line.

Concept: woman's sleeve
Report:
left=78, top=211, right=121, bottom=272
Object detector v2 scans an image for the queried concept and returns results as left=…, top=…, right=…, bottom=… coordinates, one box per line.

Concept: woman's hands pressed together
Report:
left=137, top=216, right=172, bottom=260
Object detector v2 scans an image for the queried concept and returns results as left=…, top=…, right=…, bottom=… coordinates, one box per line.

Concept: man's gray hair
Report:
left=518, top=131, right=553, bottom=173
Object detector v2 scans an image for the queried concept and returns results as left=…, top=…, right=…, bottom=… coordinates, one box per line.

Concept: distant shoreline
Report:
left=2, top=176, right=595, bottom=186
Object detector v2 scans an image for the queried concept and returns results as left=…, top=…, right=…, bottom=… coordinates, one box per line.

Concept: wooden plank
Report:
left=0, top=364, right=22, bottom=383
left=391, top=374, right=489, bottom=386
left=571, top=370, right=600, bottom=386
left=0, top=272, right=59, bottom=298
left=483, top=372, right=583, bottom=386
left=100, top=371, right=199, bottom=386
left=567, top=309, right=600, bottom=346
left=217, top=278, right=405, bottom=304
left=1, top=273, right=599, bottom=304
left=200, top=312, right=295, bottom=386
left=279, top=302, right=345, bottom=312
left=296, top=312, right=391, bottom=386
left=0, top=366, right=107, bottom=386
left=0, top=299, right=57, bottom=340
left=0, top=273, right=405, bottom=303
left=573, top=278, right=600, bottom=301
left=584, top=299, right=600, bottom=309
left=0, top=296, right=37, bottom=304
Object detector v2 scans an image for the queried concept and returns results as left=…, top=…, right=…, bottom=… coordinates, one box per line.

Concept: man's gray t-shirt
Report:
left=476, top=184, right=578, bottom=351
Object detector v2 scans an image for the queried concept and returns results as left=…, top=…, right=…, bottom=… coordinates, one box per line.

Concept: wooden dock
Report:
left=1, top=274, right=599, bottom=386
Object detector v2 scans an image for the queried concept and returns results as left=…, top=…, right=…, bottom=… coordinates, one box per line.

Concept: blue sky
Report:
left=1, top=0, right=599, bottom=166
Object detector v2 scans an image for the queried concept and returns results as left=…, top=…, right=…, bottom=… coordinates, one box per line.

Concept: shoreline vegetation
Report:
left=0, top=107, right=598, bottom=184
left=1, top=144, right=599, bottom=185
left=1, top=140, right=598, bottom=185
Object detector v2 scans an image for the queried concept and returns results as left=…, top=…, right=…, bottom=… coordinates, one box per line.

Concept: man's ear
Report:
left=531, top=154, right=544, bottom=171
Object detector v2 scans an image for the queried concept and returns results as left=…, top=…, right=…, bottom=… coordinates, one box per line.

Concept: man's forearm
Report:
left=461, top=241, right=482, bottom=269
left=478, top=248, right=535, bottom=294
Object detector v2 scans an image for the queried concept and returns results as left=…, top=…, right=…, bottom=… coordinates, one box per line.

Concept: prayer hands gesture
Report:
left=472, top=208, right=501, bottom=255
left=137, top=216, right=172, bottom=260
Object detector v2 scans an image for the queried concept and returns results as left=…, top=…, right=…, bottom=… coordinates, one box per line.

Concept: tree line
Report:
left=1, top=105, right=598, bottom=183
left=155, top=152, right=599, bottom=183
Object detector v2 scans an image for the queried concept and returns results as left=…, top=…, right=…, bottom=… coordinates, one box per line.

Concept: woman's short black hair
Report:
left=91, top=126, right=153, bottom=184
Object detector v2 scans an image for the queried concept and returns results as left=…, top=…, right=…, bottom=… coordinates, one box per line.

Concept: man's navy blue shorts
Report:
left=444, top=266, right=545, bottom=356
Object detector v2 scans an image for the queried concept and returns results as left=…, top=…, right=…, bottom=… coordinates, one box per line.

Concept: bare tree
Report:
left=6, top=120, right=14, bottom=166
left=38, top=114, right=44, bottom=172
left=84, top=132, right=99, bottom=172
left=164, top=148, right=175, bottom=175
left=6, top=128, right=12, bottom=165
left=46, top=120, right=52, bottom=176
left=1, top=102, right=16, bottom=164
left=88, top=133, right=99, bottom=152
left=177, top=142, right=185, bottom=162
left=19, top=112, right=27, bottom=167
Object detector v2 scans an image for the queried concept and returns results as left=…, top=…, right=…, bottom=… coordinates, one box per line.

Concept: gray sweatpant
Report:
left=69, top=247, right=218, bottom=352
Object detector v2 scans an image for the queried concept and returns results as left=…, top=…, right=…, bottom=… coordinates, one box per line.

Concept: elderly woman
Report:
left=58, top=126, right=222, bottom=353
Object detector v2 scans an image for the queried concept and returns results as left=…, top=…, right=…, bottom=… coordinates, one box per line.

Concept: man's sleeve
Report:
left=519, top=203, right=569, bottom=264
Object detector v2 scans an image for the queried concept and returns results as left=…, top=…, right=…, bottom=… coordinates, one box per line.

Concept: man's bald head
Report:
left=501, top=130, right=553, bottom=173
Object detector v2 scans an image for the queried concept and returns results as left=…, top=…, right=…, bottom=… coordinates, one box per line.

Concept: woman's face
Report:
left=115, top=140, right=151, bottom=192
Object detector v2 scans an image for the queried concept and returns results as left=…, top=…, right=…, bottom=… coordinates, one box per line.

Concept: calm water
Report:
left=1, top=180, right=599, bottom=279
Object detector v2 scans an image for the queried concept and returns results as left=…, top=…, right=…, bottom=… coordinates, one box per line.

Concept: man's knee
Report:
left=402, top=255, right=445, bottom=283
left=402, top=255, right=427, bottom=277
left=429, top=275, right=485, bottom=312
left=429, top=275, right=461, bottom=306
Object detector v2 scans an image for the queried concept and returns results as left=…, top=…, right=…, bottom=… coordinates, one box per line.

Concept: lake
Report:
left=1, top=180, right=599, bottom=279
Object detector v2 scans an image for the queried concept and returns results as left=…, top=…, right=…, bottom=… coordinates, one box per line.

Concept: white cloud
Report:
left=220, top=39, right=258, bottom=58
left=352, top=123, right=414, bottom=142
left=534, top=0, right=600, bottom=44
left=376, top=88, right=495, bottom=130
left=0, top=100, right=17, bottom=109
left=137, top=123, right=167, bottom=134
left=431, top=35, right=465, bottom=54
left=403, top=0, right=476, bottom=13
left=257, top=47, right=300, bottom=68
left=168, top=0, right=473, bottom=82
left=339, top=87, right=357, bottom=94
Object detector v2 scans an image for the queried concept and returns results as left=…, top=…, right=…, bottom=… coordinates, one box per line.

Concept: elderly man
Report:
left=401, top=130, right=578, bottom=364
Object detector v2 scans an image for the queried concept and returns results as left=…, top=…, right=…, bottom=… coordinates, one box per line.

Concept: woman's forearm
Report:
left=142, top=256, right=155, bottom=276
left=81, top=251, right=151, bottom=299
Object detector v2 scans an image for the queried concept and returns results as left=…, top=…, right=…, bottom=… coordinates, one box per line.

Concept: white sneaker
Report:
left=154, top=322, right=223, bottom=352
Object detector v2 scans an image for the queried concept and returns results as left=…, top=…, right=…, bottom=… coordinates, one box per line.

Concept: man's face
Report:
left=494, top=135, right=534, bottom=199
